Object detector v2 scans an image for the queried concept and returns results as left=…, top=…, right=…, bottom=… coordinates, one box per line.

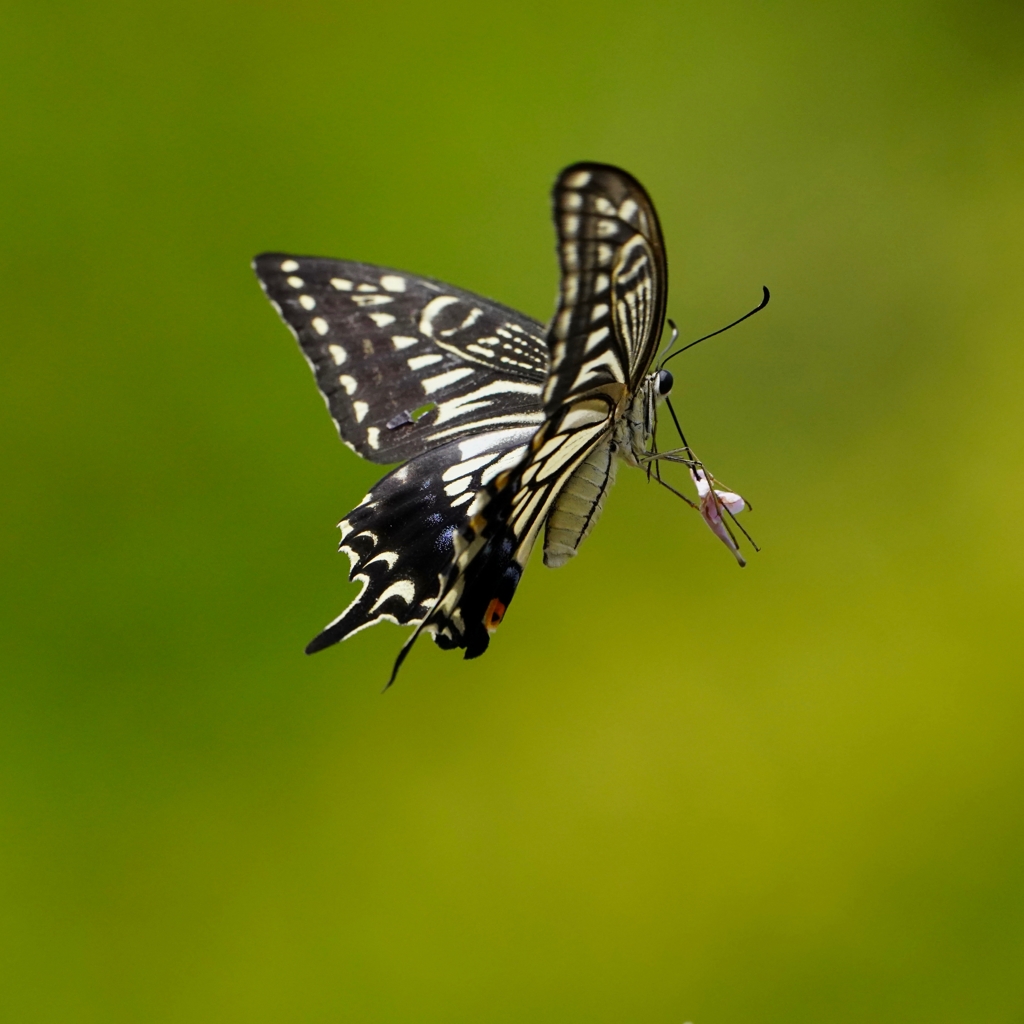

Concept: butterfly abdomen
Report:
left=543, top=440, right=617, bottom=568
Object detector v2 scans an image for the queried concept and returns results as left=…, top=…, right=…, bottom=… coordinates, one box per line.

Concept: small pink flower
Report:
left=690, top=467, right=747, bottom=566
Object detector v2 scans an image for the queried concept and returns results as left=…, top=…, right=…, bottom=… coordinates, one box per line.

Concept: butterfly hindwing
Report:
left=253, top=254, right=548, bottom=464
left=393, top=394, right=616, bottom=677
left=305, top=427, right=537, bottom=655
left=543, top=163, right=668, bottom=412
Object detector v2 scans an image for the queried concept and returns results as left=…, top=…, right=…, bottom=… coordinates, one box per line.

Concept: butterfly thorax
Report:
left=612, top=372, right=662, bottom=467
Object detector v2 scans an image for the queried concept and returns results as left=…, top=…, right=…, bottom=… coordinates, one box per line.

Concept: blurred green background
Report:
left=2, top=0, right=1023, bottom=1020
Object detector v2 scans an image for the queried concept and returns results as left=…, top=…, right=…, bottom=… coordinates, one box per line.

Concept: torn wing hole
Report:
left=386, top=402, right=438, bottom=431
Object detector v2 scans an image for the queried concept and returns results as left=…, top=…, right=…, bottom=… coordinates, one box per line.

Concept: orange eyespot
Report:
left=483, top=598, right=506, bottom=634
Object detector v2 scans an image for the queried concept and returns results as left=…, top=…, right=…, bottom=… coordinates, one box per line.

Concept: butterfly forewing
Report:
left=254, top=254, right=548, bottom=463
left=543, top=164, right=668, bottom=412
left=393, top=164, right=670, bottom=674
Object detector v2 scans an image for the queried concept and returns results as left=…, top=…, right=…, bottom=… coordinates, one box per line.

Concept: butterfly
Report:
left=254, top=163, right=763, bottom=686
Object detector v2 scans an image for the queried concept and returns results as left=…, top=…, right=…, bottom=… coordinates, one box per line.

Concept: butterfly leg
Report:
left=651, top=463, right=700, bottom=510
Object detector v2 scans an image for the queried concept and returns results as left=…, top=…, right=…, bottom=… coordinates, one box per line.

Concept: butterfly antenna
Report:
left=658, top=319, right=680, bottom=359
left=661, top=286, right=770, bottom=368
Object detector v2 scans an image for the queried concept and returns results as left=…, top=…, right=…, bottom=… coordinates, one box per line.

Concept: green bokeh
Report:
left=2, top=1, right=1023, bottom=1020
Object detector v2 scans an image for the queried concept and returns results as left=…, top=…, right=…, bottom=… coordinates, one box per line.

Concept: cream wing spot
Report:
left=369, top=312, right=396, bottom=327
left=328, top=344, right=347, bottom=365
left=280, top=259, right=299, bottom=272
left=366, top=426, right=380, bottom=449
left=299, top=295, right=316, bottom=310
left=391, top=335, right=418, bottom=350
left=311, top=317, right=329, bottom=336
left=370, top=579, right=416, bottom=612
left=418, top=295, right=460, bottom=337
left=380, top=275, right=406, bottom=292
left=286, top=276, right=304, bottom=288
left=560, top=402, right=611, bottom=430
left=441, top=453, right=499, bottom=482
left=407, top=354, right=444, bottom=370
left=331, top=278, right=353, bottom=291
left=421, top=367, right=475, bottom=394
left=338, top=374, right=357, bottom=395
left=365, top=551, right=399, bottom=569
left=352, top=400, right=369, bottom=423
left=457, top=429, right=528, bottom=461
left=443, top=477, right=472, bottom=497
left=427, top=412, right=543, bottom=440
left=430, top=381, right=540, bottom=427
left=481, top=445, right=529, bottom=485
left=440, top=307, right=484, bottom=337
left=535, top=434, right=568, bottom=460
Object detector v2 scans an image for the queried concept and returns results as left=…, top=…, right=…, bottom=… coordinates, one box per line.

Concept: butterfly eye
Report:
left=656, top=369, right=674, bottom=395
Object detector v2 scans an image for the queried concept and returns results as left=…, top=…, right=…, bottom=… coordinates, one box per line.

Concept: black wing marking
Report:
left=542, top=163, right=668, bottom=413
left=304, top=427, right=536, bottom=654
left=253, top=254, right=548, bottom=464
left=387, top=395, right=616, bottom=683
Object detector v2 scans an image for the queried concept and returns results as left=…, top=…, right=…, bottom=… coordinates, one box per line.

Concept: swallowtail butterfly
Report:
left=255, top=163, right=759, bottom=685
